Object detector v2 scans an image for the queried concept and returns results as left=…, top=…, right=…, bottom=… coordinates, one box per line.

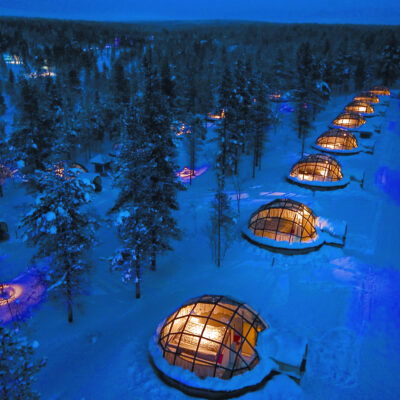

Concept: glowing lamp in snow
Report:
left=0, top=284, right=23, bottom=307
left=369, top=86, right=390, bottom=96
left=345, top=101, right=374, bottom=116
left=177, top=167, right=195, bottom=179
left=176, top=123, right=191, bottom=136
left=0, top=272, right=46, bottom=325
left=207, top=110, right=225, bottom=120
left=154, top=295, right=267, bottom=379
left=268, top=92, right=282, bottom=101
left=353, top=92, right=379, bottom=104
left=289, top=154, right=344, bottom=187
left=332, top=113, right=366, bottom=129
left=314, top=129, right=358, bottom=154
left=176, top=166, right=208, bottom=182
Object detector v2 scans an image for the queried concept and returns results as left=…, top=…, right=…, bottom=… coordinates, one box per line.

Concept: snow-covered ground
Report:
left=1, top=93, right=400, bottom=399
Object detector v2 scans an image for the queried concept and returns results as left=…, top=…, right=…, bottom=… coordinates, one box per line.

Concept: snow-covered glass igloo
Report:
left=288, top=154, right=347, bottom=189
left=150, top=295, right=309, bottom=397
left=344, top=101, right=375, bottom=116
left=242, top=198, right=347, bottom=253
left=353, top=92, right=380, bottom=104
left=156, top=295, right=266, bottom=379
left=369, top=86, right=390, bottom=96
left=314, top=129, right=359, bottom=154
left=246, top=199, right=316, bottom=244
left=332, top=112, right=366, bottom=129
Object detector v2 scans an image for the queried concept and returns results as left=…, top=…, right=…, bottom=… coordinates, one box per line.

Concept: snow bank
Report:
left=287, top=175, right=350, bottom=189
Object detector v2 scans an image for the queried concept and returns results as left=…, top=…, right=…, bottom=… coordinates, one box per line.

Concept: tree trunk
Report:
left=135, top=258, right=141, bottom=299
left=0, top=184, right=3, bottom=198
left=234, top=147, right=239, bottom=176
left=252, top=150, right=256, bottom=179
left=150, top=249, right=156, bottom=271
left=66, top=271, right=73, bottom=323
left=217, top=192, right=222, bottom=268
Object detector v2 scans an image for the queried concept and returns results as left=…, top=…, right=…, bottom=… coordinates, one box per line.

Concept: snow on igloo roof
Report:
left=158, top=295, right=267, bottom=380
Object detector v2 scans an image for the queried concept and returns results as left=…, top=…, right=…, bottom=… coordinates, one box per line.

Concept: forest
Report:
left=0, top=17, right=399, bottom=399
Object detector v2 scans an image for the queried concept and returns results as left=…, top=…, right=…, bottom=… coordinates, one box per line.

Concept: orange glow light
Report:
left=0, top=284, right=23, bottom=306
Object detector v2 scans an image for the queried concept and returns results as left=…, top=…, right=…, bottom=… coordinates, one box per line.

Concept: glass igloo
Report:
left=157, top=295, right=267, bottom=379
left=331, top=113, right=366, bottom=129
left=344, top=101, right=375, bottom=116
left=247, top=199, right=317, bottom=244
left=288, top=154, right=346, bottom=189
left=369, top=86, right=390, bottom=96
left=314, top=129, right=359, bottom=154
left=242, top=198, right=346, bottom=253
left=353, top=92, right=380, bottom=104
left=150, top=295, right=309, bottom=398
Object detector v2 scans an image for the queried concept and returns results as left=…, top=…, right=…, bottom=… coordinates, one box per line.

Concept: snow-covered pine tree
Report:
left=141, top=50, right=182, bottom=271
left=8, top=79, right=41, bottom=173
left=110, top=107, right=153, bottom=298
left=293, top=42, right=317, bottom=156
left=378, top=33, right=400, bottom=87
left=185, top=114, right=205, bottom=185
left=248, top=77, right=271, bottom=178
left=21, top=166, right=96, bottom=322
left=161, top=58, right=176, bottom=110
left=232, top=59, right=250, bottom=171
left=216, top=66, right=237, bottom=179
left=113, top=207, right=153, bottom=299
left=354, top=56, right=367, bottom=91
left=0, top=326, right=45, bottom=400
left=210, top=173, right=235, bottom=267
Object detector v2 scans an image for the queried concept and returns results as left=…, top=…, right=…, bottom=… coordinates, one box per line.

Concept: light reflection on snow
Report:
left=176, top=166, right=208, bottom=183
left=279, top=104, right=294, bottom=113
left=227, top=192, right=249, bottom=201
left=375, top=166, right=400, bottom=205
left=0, top=284, right=23, bottom=306
left=0, top=272, right=46, bottom=325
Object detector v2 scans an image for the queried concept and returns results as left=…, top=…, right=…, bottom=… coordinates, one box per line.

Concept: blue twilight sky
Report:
left=0, top=0, right=399, bottom=25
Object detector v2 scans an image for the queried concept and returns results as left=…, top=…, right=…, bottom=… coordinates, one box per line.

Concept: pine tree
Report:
left=0, top=326, right=45, bottom=400
left=293, top=42, right=319, bottom=155
left=0, top=93, right=6, bottom=116
left=248, top=77, right=270, bottom=178
left=161, top=59, right=176, bottom=110
left=234, top=59, right=251, bottom=167
left=378, top=33, right=400, bottom=86
left=185, top=114, right=205, bottom=185
left=21, top=166, right=96, bottom=322
left=354, top=56, right=366, bottom=91
left=141, top=50, right=182, bottom=271
left=8, top=79, right=41, bottom=172
left=110, top=108, right=153, bottom=298
left=216, top=67, right=237, bottom=178
left=210, top=173, right=235, bottom=267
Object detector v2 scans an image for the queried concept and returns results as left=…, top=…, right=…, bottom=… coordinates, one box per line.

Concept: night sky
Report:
left=0, top=0, right=399, bottom=24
